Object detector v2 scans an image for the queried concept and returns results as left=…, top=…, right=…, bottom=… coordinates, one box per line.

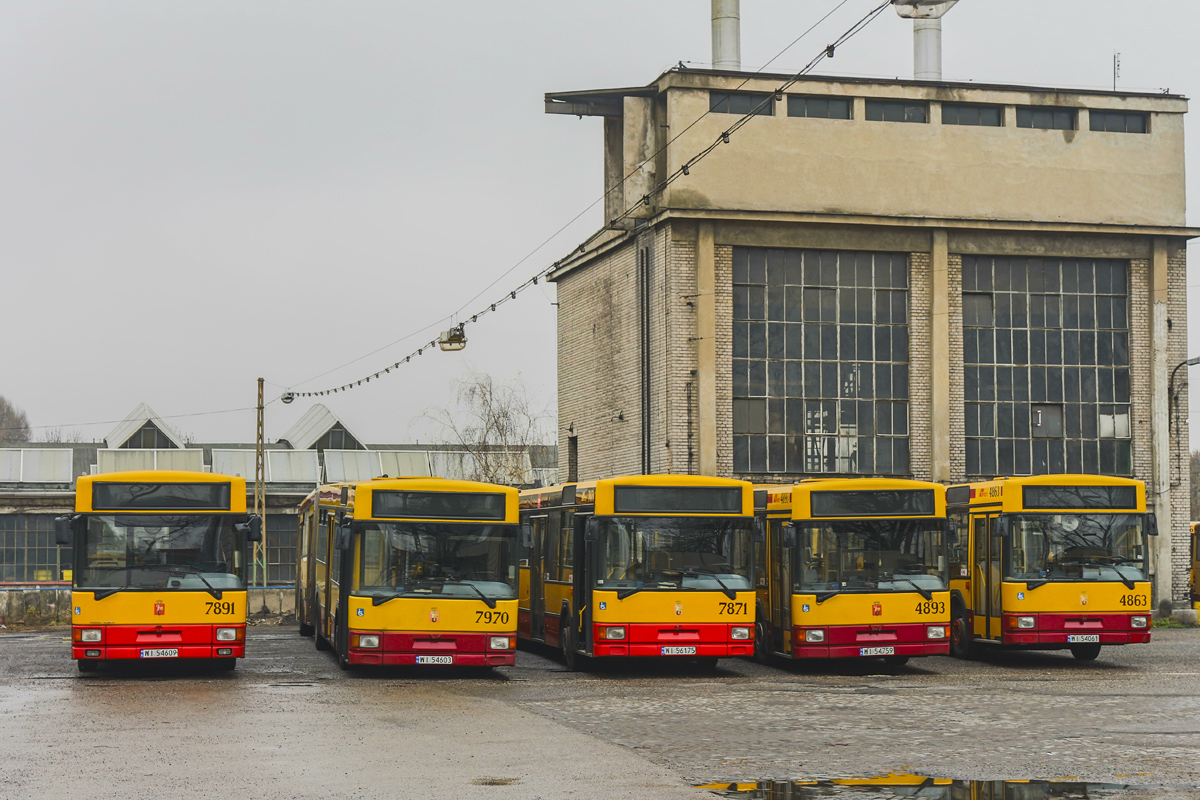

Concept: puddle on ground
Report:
left=698, top=775, right=1135, bottom=799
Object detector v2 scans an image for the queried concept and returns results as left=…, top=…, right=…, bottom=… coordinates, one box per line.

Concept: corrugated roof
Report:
left=278, top=404, right=363, bottom=451
left=103, top=403, right=187, bottom=450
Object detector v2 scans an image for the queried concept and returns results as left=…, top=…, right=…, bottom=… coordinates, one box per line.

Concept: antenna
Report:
left=1113, top=51, right=1121, bottom=92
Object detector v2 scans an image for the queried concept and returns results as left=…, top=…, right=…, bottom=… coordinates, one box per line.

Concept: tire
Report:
left=315, top=629, right=331, bottom=651
left=299, top=622, right=314, bottom=637
left=1070, top=643, right=1102, bottom=661
left=215, top=658, right=236, bottom=672
left=77, top=660, right=99, bottom=673
left=883, top=655, right=910, bottom=667
left=949, top=602, right=976, bottom=660
left=753, top=617, right=771, bottom=664
left=559, top=608, right=585, bottom=671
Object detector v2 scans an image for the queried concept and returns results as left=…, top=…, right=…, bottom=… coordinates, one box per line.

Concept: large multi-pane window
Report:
left=733, top=247, right=911, bottom=475
left=0, top=515, right=67, bottom=583
left=265, top=514, right=297, bottom=585
left=962, top=256, right=1132, bottom=477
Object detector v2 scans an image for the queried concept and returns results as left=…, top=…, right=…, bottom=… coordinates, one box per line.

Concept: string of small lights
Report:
left=283, top=0, right=892, bottom=402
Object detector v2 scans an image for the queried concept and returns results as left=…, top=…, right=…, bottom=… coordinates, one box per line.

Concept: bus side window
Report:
left=545, top=512, right=561, bottom=582
left=316, top=513, right=329, bottom=565
left=948, top=511, right=968, bottom=578
left=560, top=511, right=575, bottom=582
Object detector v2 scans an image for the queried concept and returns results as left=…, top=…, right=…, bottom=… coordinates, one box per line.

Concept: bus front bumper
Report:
left=72, top=624, right=245, bottom=661
left=346, top=631, right=516, bottom=667
left=590, top=623, right=753, bottom=658
left=1000, top=613, right=1151, bottom=646
left=791, top=623, right=950, bottom=659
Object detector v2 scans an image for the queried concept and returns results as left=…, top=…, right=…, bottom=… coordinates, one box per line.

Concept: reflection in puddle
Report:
left=698, top=775, right=1131, bottom=799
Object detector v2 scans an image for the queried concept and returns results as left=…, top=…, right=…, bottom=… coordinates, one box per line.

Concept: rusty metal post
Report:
left=254, top=378, right=265, bottom=590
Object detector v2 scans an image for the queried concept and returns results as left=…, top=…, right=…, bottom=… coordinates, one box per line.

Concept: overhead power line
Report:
left=284, top=0, right=892, bottom=401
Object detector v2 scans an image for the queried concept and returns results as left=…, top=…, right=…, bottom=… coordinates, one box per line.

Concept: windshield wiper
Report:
left=887, top=576, right=932, bottom=601
left=616, top=586, right=647, bottom=600
left=815, top=588, right=841, bottom=604
left=682, top=568, right=737, bottom=600
left=405, top=579, right=498, bottom=609
left=1110, top=565, right=1138, bottom=591
left=164, top=565, right=223, bottom=599
left=1024, top=579, right=1052, bottom=591
left=90, top=564, right=224, bottom=600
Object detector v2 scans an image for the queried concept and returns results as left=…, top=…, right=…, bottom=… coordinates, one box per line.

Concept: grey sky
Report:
left=2, top=1, right=1197, bottom=447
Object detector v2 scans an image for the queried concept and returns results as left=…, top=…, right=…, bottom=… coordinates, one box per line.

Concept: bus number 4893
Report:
left=914, top=601, right=946, bottom=615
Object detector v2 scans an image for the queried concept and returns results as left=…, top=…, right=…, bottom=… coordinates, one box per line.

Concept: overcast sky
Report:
left=3, top=1, right=1198, bottom=448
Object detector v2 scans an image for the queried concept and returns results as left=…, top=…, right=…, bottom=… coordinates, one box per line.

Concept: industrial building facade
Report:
left=546, top=69, right=1194, bottom=602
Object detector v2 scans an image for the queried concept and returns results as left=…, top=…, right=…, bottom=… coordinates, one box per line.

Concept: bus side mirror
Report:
left=781, top=523, right=797, bottom=549
left=54, top=515, right=73, bottom=546
left=584, top=517, right=599, bottom=542
left=945, top=520, right=959, bottom=545
left=335, top=522, right=354, bottom=551
left=995, top=517, right=1010, bottom=538
left=1147, top=514, right=1159, bottom=536
left=753, top=519, right=766, bottom=543
left=236, top=516, right=263, bottom=543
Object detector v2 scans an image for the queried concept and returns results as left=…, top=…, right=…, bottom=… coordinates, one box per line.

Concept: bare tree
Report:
left=39, top=427, right=86, bottom=443
left=426, top=370, right=555, bottom=485
left=0, top=396, right=31, bottom=443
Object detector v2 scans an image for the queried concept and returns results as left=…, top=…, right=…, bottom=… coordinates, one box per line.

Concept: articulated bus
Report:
left=518, top=475, right=757, bottom=670
left=57, top=470, right=262, bottom=672
left=296, top=477, right=520, bottom=668
left=756, top=479, right=951, bottom=665
left=1191, top=521, right=1200, bottom=611
left=946, top=474, right=1154, bottom=661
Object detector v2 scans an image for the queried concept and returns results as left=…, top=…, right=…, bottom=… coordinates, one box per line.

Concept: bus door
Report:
left=768, top=518, right=791, bottom=653
left=572, top=512, right=589, bottom=652
left=528, top=514, right=547, bottom=641
left=972, top=513, right=1002, bottom=640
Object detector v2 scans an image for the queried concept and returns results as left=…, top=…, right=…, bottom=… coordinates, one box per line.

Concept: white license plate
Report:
left=1068, top=634, right=1100, bottom=643
left=139, top=648, right=178, bottom=659
left=415, top=655, right=453, bottom=665
left=661, top=646, right=698, bottom=656
left=860, top=646, right=895, bottom=657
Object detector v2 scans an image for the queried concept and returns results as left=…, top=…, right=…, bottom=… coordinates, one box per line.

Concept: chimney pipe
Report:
left=892, top=0, right=958, bottom=81
left=712, top=0, right=740, bottom=71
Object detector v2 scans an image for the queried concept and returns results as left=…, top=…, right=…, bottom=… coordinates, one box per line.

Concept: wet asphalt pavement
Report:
left=2, top=626, right=1199, bottom=799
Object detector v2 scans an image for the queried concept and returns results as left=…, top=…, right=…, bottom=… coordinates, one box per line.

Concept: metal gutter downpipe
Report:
left=712, top=0, right=740, bottom=71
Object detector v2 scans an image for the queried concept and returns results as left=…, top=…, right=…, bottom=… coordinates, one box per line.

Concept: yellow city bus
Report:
left=1191, top=521, right=1200, bottom=611
left=56, top=470, right=261, bottom=673
left=946, top=474, right=1154, bottom=661
left=756, top=479, right=951, bottom=666
left=296, top=477, right=520, bottom=668
left=518, top=475, right=756, bottom=670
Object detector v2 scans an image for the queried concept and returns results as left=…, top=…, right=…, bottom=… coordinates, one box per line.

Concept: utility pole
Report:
left=254, top=378, right=265, bottom=590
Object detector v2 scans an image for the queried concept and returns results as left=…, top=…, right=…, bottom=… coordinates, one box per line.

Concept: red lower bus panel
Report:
left=1001, top=613, right=1151, bottom=646
left=349, top=631, right=514, bottom=666
left=72, top=624, right=244, bottom=661
left=591, top=623, right=751, bottom=658
left=792, top=623, right=949, bottom=659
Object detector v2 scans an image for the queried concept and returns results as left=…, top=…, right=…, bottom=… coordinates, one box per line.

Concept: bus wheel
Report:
left=753, top=619, right=771, bottom=664
left=1070, top=644, right=1101, bottom=661
left=315, top=632, right=330, bottom=651
left=77, top=660, right=98, bottom=674
left=950, top=605, right=975, bottom=659
left=560, top=611, right=585, bottom=671
left=299, top=622, right=314, bottom=637
left=215, top=658, right=236, bottom=672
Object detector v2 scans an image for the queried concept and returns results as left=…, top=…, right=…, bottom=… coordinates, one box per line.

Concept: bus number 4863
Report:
left=1118, top=594, right=1147, bottom=607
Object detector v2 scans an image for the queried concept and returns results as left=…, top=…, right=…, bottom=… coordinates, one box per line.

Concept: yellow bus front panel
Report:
left=788, top=591, right=950, bottom=659
left=71, top=590, right=247, bottom=661
left=344, top=595, right=518, bottom=666
left=994, top=581, right=1151, bottom=646
left=590, top=589, right=755, bottom=658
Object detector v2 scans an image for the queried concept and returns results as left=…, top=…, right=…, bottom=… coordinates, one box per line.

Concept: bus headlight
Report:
left=805, top=629, right=825, bottom=643
left=78, top=629, right=102, bottom=643
left=926, top=625, right=947, bottom=639
left=603, top=627, right=626, bottom=640
left=354, top=634, right=380, bottom=649
left=489, top=636, right=513, bottom=650
left=1016, top=616, right=1036, bottom=629
left=215, top=628, right=241, bottom=642
left=1131, top=616, right=1148, bottom=629
left=730, top=627, right=751, bottom=640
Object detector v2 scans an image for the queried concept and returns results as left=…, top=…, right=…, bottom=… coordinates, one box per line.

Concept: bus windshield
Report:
left=795, top=519, right=947, bottom=593
left=358, top=522, right=518, bottom=600
left=78, top=514, right=245, bottom=590
left=1007, top=513, right=1148, bottom=582
left=593, top=517, right=753, bottom=591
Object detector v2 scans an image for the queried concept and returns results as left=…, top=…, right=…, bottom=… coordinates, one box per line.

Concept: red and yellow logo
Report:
left=430, top=607, right=439, bottom=623
left=872, top=602, right=882, bottom=617
left=154, top=601, right=165, bottom=616
left=674, top=601, right=683, bottom=616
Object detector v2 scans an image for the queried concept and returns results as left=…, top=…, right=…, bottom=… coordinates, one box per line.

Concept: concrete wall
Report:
left=656, top=74, right=1186, bottom=228
left=0, top=588, right=295, bottom=626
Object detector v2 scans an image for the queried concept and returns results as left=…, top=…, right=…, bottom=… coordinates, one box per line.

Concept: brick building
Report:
left=545, top=67, right=1196, bottom=603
